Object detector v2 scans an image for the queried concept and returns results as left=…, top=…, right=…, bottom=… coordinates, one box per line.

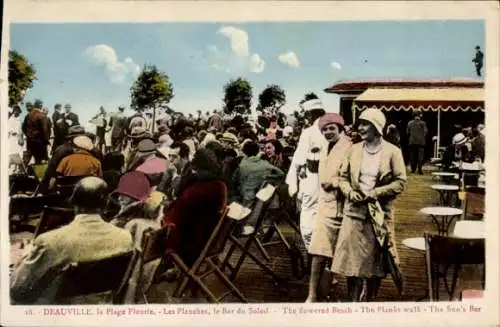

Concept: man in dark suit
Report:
left=52, top=103, right=65, bottom=152
left=63, top=104, right=80, bottom=128
left=22, top=99, right=50, bottom=165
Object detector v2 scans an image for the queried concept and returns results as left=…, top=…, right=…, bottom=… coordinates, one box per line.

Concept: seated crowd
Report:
left=10, top=116, right=295, bottom=304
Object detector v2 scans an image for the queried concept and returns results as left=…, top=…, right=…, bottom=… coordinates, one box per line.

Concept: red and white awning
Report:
left=352, top=87, right=484, bottom=112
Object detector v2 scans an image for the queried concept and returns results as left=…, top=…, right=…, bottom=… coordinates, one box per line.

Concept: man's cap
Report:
left=66, top=125, right=86, bottom=138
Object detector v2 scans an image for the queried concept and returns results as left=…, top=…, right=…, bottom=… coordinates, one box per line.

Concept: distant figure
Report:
left=385, top=124, right=401, bottom=148
left=109, top=106, right=128, bottom=152
left=406, top=111, right=427, bottom=174
left=52, top=104, right=65, bottom=152
left=472, top=46, right=484, bottom=77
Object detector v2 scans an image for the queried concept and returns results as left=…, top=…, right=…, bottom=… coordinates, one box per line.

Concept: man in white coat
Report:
left=285, top=98, right=327, bottom=250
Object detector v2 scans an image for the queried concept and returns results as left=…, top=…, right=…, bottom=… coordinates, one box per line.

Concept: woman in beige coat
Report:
left=331, top=108, right=406, bottom=302
left=306, top=113, right=352, bottom=302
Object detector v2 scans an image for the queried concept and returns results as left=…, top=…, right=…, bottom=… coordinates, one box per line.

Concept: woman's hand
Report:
left=321, top=182, right=335, bottom=192
left=349, top=190, right=365, bottom=203
left=364, top=190, right=377, bottom=202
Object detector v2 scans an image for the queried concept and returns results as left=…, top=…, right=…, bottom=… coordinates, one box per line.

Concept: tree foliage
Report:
left=300, top=92, right=319, bottom=105
left=256, top=84, right=286, bottom=113
left=223, top=77, right=252, bottom=115
left=130, top=65, right=174, bottom=112
left=8, top=50, right=37, bottom=108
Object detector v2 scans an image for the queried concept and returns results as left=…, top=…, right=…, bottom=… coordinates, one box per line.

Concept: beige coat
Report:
left=308, top=134, right=352, bottom=257
left=10, top=214, right=133, bottom=304
left=331, top=140, right=406, bottom=278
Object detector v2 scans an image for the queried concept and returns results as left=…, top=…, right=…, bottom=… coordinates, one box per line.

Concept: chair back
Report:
left=55, top=175, right=86, bottom=187
left=9, top=174, right=39, bottom=196
left=462, top=186, right=485, bottom=220
left=56, top=249, right=138, bottom=304
left=9, top=192, right=63, bottom=219
left=34, top=206, right=76, bottom=238
left=141, top=225, right=171, bottom=264
left=424, top=233, right=485, bottom=301
left=203, top=208, right=233, bottom=258
left=245, top=183, right=277, bottom=233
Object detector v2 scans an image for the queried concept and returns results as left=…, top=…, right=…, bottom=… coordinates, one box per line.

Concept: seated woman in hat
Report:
left=126, top=138, right=168, bottom=186
left=261, top=138, right=291, bottom=172
left=109, top=171, right=165, bottom=303
left=331, top=108, right=406, bottom=302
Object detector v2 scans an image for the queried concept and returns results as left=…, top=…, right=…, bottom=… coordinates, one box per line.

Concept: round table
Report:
left=453, top=221, right=485, bottom=239
left=402, top=237, right=428, bottom=300
left=432, top=172, right=459, bottom=178
left=431, top=184, right=460, bottom=206
left=420, top=207, right=463, bottom=236
left=402, top=237, right=425, bottom=251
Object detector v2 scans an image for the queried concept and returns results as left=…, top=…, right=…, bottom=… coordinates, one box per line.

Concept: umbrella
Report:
left=368, top=201, right=404, bottom=297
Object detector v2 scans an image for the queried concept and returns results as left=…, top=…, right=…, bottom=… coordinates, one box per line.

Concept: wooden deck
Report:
left=147, top=166, right=483, bottom=303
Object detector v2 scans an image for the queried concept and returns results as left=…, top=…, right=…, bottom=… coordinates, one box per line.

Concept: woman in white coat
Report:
left=306, top=113, right=352, bottom=302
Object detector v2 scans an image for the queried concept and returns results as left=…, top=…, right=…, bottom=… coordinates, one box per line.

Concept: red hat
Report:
left=111, top=171, right=152, bottom=202
left=318, top=113, right=344, bottom=131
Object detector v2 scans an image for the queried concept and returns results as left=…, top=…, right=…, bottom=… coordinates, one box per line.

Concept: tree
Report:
left=299, top=92, right=319, bottom=106
left=8, top=50, right=37, bottom=108
left=256, top=84, right=286, bottom=114
left=223, top=77, right=252, bottom=115
left=130, top=65, right=174, bottom=131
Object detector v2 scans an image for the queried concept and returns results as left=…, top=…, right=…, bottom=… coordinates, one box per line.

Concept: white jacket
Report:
left=285, top=118, right=327, bottom=196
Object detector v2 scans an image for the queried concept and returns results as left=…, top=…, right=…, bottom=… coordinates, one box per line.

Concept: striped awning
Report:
left=353, top=87, right=484, bottom=112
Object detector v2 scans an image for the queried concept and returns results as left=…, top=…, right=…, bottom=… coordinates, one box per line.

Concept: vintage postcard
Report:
left=1, top=1, right=499, bottom=326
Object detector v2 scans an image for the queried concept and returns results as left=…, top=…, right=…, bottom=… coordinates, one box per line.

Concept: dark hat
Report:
left=66, top=125, right=86, bottom=138
left=54, top=103, right=62, bottom=109
left=33, top=99, right=44, bottom=108
left=137, top=138, right=156, bottom=153
left=118, top=106, right=125, bottom=111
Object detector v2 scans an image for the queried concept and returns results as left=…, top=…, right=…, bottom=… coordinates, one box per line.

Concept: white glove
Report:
left=66, top=120, right=73, bottom=126
left=288, top=183, right=298, bottom=197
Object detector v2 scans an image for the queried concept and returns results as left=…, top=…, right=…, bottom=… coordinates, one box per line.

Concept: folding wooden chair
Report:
left=220, top=184, right=284, bottom=284
left=55, top=249, right=139, bottom=304
left=33, top=206, right=75, bottom=238
left=134, top=225, right=171, bottom=303
left=9, top=193, right=63, bottom=233
left=168, top=207, right=248, bottom=303
left=424, top=233, right=485, bottom=301
left=460, top=186, right=485, bottom=220
left=260, top=182, right=307, bottom=279
left=54, top=175, right=87, bottom=200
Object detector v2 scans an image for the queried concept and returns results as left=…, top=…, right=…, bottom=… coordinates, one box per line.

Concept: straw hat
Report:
left=358, top=108, right=386, bottom=135
left=73, top=135, right=94, bottom=151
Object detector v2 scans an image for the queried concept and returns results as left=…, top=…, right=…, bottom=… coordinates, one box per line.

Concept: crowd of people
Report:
left=8, top=95, right=485, bottom=304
